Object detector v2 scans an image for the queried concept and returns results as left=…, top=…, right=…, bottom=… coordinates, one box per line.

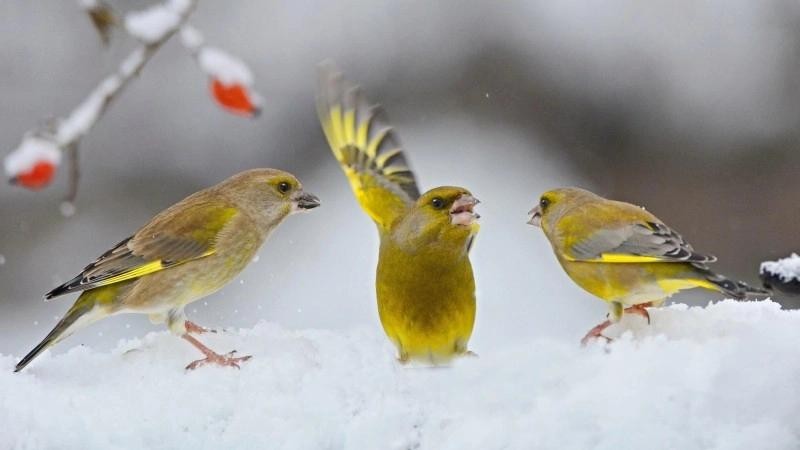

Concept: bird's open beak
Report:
left=292, top=191, right=321, bottom=212
left=450, top=194, right=480, bottom=226
left=527, top=205, right=542, bottom=227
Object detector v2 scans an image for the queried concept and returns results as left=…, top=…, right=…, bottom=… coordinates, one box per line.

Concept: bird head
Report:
left=216, top=168, right=320, bottom=226
left=417, top=186, right=480, bottom=227
left=528, top=187, right=597, bottom=234
left=395, top=186, right=480, bottom=252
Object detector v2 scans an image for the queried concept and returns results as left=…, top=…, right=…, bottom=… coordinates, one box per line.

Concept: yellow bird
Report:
left=527, top=187, right=768, bottom=345
left=16, top=169, right=320, bottom=372
left=317, top=64, right=480, bottom=364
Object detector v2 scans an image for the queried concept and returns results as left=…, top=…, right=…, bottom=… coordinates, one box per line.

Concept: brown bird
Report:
left=16, top=169, right=320, bottom=372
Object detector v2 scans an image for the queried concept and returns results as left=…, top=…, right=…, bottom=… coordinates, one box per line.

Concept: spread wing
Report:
left=45, top=200, right=238, bottom=299
left=317, top=63, right=420, bottom=230
left=564, top=220, right=717, bottom=264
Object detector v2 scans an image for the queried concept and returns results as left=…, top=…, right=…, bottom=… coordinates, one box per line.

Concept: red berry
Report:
left=15, top=160, right=56, bottom=190
left=210, top=78, right=259, bottom=117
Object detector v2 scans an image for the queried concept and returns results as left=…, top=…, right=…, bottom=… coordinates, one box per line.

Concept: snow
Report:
left=77, top=0, right=99, bottom=10
left=3, top=136, right=61, bottom=177
left=56, top=77, right=120, bottom=145
left=54, top=47, right=147, bottom=147
left=179, top=25, right=204, bottom=52
left=761, top=253, right=800, bottom=283
left=198, top=47, right=254, bottom=85
left=118, top=47, right=146, bottom=78
left=2, top=299, right=799, bottom=449
left=59, top=201, right=77, bottom=218
left=124, top=0, right=192, bottom=44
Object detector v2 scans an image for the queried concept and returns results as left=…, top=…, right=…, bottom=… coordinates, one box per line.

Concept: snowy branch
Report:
left=4, top=0, right=261, bottom=214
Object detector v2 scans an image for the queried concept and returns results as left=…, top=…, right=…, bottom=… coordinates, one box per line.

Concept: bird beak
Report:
left=450, top=194, right=480, bottom=226
left=292, top=191, right=321, bottom=212
left=527, top=205, right=542, bottom=227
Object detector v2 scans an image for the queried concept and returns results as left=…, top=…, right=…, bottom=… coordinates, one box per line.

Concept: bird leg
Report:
left=182, top=334, right=251, bottom=370
left=184, top=320, right=216, bottom=334
left=624, top=302, right=653, bottom=324
left=397, top=352, right=410, bottom=365
left=581, top=320, right=613, bottom=346
left=582, top=302, right=656, bottom=346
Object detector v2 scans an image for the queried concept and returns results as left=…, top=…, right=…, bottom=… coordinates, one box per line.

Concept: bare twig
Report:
left=6, top=0, right=261, bottom=212
left=6, top=0, right=198, bottom=213
left=57, top=0, right=198, bottom=151
left=64, top=142, right=80, bottom=206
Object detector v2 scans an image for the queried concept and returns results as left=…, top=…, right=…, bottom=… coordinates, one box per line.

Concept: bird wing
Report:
left=45, top=201, right=239, bottom=299
left=317, top=64, right=420, bottom=230
left=564, top=220, right=717, bottom=264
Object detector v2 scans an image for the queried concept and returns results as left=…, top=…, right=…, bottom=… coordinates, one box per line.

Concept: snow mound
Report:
left=2, top=300, right=799, bottom=450
left=761, top=253, right=800, bottom=283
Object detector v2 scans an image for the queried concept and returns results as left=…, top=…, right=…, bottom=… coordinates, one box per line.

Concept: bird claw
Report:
left=185, top=351, right=252, bottom=371
left=580, top=320, right=613, bottom=347
left=580, top=332, right=612, bottom=347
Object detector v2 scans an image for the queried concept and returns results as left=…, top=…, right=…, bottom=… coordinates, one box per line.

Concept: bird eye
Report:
left=277, top=181, right=291, bottom=193
left=540, top=197, right=550, bottom=209
left=431, top=197, right=444, bottom=209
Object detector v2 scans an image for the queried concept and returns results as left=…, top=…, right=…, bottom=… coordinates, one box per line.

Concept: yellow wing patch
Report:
left=571, top=254, right=668, bottom=263
left=317, top=64, right=421, bottom=230
left=88, top=249, right=215, bottom=287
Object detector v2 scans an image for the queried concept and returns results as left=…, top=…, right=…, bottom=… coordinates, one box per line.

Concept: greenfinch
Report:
left=316, top=65, right=480, bottom=364
left=15, top=169, right=320, bottom=372
left=527, top=187, right=768, bottom=345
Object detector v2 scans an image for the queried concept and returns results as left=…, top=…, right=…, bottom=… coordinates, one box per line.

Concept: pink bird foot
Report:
left=182, top=334, right=251, bottom=370
left=184, top=320, right=217, bottom=334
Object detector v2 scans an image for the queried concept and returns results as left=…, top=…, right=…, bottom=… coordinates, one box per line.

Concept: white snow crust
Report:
left=2, top=300, right=799, bottom=450
left=761, top=253, right=800, bottom=283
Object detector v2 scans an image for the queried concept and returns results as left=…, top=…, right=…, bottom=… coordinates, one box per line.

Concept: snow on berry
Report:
left=197, top=47, right=254, bottom=86
left=4, top=136, right=61, bottom=190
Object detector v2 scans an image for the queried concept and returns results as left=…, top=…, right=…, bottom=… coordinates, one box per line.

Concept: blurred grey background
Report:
left=1, top=0, right=798, bottom=356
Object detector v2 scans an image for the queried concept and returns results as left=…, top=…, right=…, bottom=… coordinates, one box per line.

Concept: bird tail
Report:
left=691, top=263, right=771, bottom=300
left=15, top=293, right=105, bottom=372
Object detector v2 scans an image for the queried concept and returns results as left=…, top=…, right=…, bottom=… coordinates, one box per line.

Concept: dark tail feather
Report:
left=15, top=303, right=92, bottom=372
left=44, top=282, right=73, bottom=300
left=693, top=263, right=772, bottom=299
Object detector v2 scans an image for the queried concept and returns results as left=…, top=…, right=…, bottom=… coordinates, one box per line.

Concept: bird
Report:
left=316, top=64, right=481, bottom=364
left=15, top=168, right=320, bottom=372
left=527, top=187, right=769, bottom=345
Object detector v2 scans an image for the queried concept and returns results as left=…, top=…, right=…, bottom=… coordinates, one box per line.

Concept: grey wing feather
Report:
left=45, top=233, right=212, bottom=300
left=571, top=221, right=717, bottom=263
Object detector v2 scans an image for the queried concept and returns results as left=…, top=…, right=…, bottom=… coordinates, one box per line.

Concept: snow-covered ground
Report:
left=2, top=299, right=798, bottom=450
